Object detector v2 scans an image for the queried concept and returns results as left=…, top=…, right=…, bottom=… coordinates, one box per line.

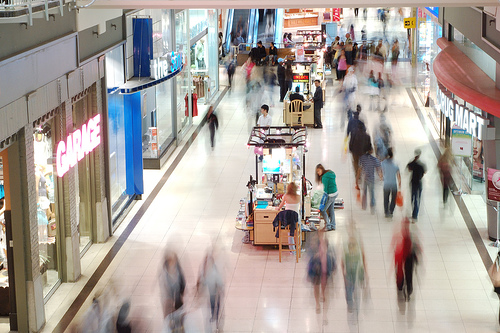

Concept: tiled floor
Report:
left=36, top=57, right=499, bottom=332
left=7, top=9, right=496, bottom=333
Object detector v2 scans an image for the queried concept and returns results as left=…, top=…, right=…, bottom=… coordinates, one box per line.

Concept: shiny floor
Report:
left=37, top=63, right=499, bottom=333
left=16, top=9, right=500, bottom=333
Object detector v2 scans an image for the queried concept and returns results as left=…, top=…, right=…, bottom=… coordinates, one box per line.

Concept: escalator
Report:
left=224, top=8, right=284, bottom=54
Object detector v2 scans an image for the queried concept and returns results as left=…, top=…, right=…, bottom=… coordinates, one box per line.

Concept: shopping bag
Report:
left=396, top=191, right=403, bottom=207
left=318, top=192, right=328, bottom=211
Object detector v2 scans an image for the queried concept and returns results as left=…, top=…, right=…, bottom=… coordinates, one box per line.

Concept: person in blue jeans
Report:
left=407, top=149, right=426, bottom=221
left=316, top=164, right=338, bottom=231
left=357, top=146, right=383, bottom=214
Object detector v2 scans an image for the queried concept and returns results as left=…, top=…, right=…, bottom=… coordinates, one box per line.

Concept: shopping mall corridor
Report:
left=35, top=12, right=499, bottom=333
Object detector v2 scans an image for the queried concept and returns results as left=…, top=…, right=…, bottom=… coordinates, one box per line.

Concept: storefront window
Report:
left=156, top=80, right=174, bottom=152
left=189, top=9, right=208, bottom=38
left=73, top=98, right=94, bottom=255
left=176, top=10, right=190, bottom=133
left=34, top=120, right=60, bottom=297
left=207, top=9, right=219, bottom=96
left=106, top=46, right=131, bottom=223
left=453, top=96, right=485, bottom=195
left=416, top=10, right=441, bottom=121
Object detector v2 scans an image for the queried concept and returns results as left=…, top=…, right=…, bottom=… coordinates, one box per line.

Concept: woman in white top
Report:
left=277, top=182, right=300, bottom=250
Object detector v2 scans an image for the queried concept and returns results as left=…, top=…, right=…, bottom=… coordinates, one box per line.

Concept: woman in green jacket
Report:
left=316, top=164, right=338, bottom=231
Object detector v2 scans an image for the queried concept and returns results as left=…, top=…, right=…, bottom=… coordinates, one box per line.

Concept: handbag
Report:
left=318, top=192, right=328, bottom=211
left=396, top=191, right=403, bottom=207
left=489, top=258, right=500, bottom=287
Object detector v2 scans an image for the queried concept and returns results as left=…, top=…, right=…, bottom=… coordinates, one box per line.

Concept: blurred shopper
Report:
left=285, top=60, right=293, bottom=93
left=313, top=80, right=324, bottom=128
left=373, top=113, right=392, bottom=160
left=490, top=251, right=500, bottom=325
left=345, top=42, right=354, bottom=66
left=197, top=248, right=225, bottom=327
left=342, top=223, right=367, bottom=313
left=357, top=146, right=383, bottom=213
left=407, top=149, right=427, bottom=221
left=116, top=300, right=132, bottom=333
left=437, top=147, right=454, bottom=204
left=381, top=148, right=401, bottom=218
left=337, top=49, right=348, bottom=81
left=160, top=250, right=186, bottom=318
left=348, top=117, right=371, bottom=186
left=277, top=182, right=301, bottom=251
left=374, top=39, right=387, bottom=63
left=207, top=106, right=219, bottom=149
left=342, top=67, right=358, bottom=114
left=315, top=164, right=338, bottom=231
left=393, top=217, right=421, bottom=301
left=307, top=230, right=336, bottom=313
left=368, top=70, right=379, bottom=111
left=226, top=56, right=236, bottom=90
left=391, top=39, right=400, bottom=79
left=268, top=42, right=278, bottom=66
left=277, top=58, right=286, bottom=102
left=80, top=289, right=115, bottom=333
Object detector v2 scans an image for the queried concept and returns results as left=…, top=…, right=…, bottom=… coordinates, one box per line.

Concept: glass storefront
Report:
left=33, top=120, right=60, bottom=297
left=207, top=9, right=219, bottom=97
left=415, top=9, right=442, bottom=130
left=176, top=10, right=190, bottom=133
left=72, top=97, right=94, bottom=255
left=189, top=9, right=208, bottom=38
left=106, top=45, right=131, bottom=224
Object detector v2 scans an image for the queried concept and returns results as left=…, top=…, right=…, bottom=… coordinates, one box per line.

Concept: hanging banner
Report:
left=487, top=168, right=500, bottom=202
left=451, top=126, right=472, bottom=157
left=295, top=45, right=305, bottom=62
left=332, top=8, right=341, bottom=21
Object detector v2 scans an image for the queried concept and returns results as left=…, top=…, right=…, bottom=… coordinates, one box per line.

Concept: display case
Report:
left=246, top=127, right=308, bottom=246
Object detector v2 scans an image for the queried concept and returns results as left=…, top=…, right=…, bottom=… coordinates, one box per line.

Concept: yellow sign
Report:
left=404, top=17, right=416, bottom=29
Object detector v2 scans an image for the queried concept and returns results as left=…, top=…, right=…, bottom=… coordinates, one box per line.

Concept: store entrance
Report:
left=73, top=96, right=96, bottom=256
left=0, top=150, right=17, bottom=331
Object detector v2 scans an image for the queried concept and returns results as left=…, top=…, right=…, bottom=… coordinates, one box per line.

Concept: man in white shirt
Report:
left=257, top=104, right=271, bottom=161
left=257, top=104, right=272, bottom=127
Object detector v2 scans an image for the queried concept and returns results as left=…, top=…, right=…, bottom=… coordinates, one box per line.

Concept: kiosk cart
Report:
left=245, top=126, right=308, bottom=245
left=283, top=55, right=326, bottom=126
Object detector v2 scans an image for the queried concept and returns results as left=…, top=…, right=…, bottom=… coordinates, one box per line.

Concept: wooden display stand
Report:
left=253, top=207, right=279, bottom=245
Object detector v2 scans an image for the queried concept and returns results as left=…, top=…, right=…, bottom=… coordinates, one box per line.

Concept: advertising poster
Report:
left=332, top=8, right=341, bottom=21
left=451, top=126, right=472, bottom=157
left=487, top=168, right=500, bottom=202
left=472, top=137, right=484, bottom=181
left=296, top=45, right=305, bottom=62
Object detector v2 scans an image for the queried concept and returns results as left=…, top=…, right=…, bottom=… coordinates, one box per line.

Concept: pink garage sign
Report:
left=56, top=114, right=101, bottom=177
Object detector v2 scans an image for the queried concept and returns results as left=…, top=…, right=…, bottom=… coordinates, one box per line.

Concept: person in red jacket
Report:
left=392, top=217, right=421, bottom=302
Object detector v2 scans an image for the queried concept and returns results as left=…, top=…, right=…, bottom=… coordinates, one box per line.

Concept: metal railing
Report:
left=0, top=0, right=63, bottom=26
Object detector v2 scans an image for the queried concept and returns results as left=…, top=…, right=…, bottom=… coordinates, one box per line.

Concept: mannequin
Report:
left=196, top=39, right=206, bottom=69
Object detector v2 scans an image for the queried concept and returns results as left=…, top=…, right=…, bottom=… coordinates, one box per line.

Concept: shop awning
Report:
left=433, top=37, right=500, bottom=118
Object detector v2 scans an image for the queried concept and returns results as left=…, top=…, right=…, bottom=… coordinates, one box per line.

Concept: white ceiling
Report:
left=90, top=0, right=498, bottom=9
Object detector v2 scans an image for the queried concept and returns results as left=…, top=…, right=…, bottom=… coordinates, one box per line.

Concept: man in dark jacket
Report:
left=407, top=149, right=426, bottom=221
left=313, top=80, right=324, bottom=128
left=290, top=86, right=305, bottom=102
left=349, top=123, right=371, bottom=181
left=257, top=41, right=267, bottom=65
left=277, top=58, right=286, bottom=102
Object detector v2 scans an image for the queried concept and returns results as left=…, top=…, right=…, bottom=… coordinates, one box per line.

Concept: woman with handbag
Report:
left=315, top=164, right=338, bottom=231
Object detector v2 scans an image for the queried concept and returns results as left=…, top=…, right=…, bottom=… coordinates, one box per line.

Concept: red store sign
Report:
left=293, top=73, right=309, bottom=83
left=56, top=114, right=101, bottom=177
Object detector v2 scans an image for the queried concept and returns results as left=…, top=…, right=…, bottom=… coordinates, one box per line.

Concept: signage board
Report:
left=292, top=73, right=309, bottom=83
left=487, top=168, right=500, bottom=202
left=296, top=45, right=305, bottom=62
left=56, top=114, right=101, bottom=177
left=451, top=126, right=472, bottom=157
left=332, top=8, right=341, bottom=21
left=436, top=86, right=489, bottom=139
left=150, top=51, right=183, bottom=80
left=404, top=17, right=416, bottom=29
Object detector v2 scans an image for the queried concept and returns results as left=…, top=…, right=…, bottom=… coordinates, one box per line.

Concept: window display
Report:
left=176, top=10, right=190, bottom=133
left=33, top=121, right=60, bottom=298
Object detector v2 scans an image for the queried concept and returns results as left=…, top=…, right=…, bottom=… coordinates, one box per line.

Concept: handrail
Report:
left=0, top=0, right=63, bottom=25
